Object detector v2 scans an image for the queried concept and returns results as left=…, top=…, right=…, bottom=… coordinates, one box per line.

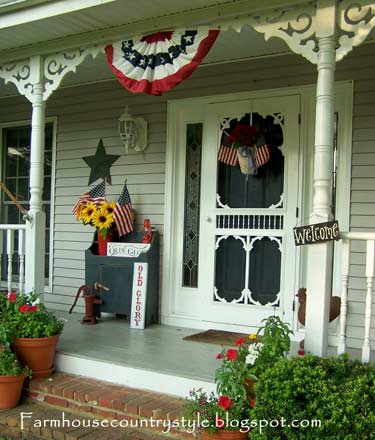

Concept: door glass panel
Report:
left=214, top=110, right=285, bottom=307
left=182, top=123, right=203, bottom=287
left=217, top=112, right=284, bottom=209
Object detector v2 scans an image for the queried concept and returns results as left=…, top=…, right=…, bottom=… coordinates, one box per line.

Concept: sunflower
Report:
left=101, top=201, right=116, bottom=216
left=92, top=208, right=113, bottom=231
left=80, top=202, right=97, bottom=224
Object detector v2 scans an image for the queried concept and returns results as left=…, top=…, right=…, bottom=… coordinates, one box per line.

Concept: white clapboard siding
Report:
left=1, top=43, right=375, bottom=351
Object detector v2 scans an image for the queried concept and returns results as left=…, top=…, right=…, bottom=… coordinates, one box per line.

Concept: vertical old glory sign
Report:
left=130, top=262, right=149, bottom=329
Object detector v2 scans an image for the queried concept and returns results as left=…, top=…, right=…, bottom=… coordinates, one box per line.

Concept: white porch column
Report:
left=25, top=55, right=46, bottom=295
left=305, top=1, right=336, bottom=356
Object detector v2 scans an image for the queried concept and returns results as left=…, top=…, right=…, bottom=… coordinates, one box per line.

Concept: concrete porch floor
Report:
left=53, top=310, right=371, bottom=398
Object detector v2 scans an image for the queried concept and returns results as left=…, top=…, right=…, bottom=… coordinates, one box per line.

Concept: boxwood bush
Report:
left=251, top=354, right=375, bottom=440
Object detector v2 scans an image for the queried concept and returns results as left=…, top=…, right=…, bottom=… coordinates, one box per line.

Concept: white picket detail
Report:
left=337, top=239, right=350, bottom=355
left=339, top=232, right=375, bottom=362
left=0, top=224, right=26, bottom=293
left=363, top=240, right=375, bottom=363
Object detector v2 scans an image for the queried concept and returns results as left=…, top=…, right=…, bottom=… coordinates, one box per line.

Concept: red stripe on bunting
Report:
left=105, top=30, right=219, bottom=96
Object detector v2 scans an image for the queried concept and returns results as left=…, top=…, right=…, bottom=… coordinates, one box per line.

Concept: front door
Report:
left=167, top=93, right=301, bottom=331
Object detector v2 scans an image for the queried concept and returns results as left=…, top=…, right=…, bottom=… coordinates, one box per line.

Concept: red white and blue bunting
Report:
left=105, top=30, right=219, bottom=96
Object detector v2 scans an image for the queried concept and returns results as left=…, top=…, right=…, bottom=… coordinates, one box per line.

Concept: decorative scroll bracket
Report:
left=0, top=59, right=34, bottom=102
left=0, top=45, right=103, bottom=102
left=336, top=1, right=375, bottom=62
left=43, top=45, right=102, bottom=101
left=215, top=0, right=375, bottom=65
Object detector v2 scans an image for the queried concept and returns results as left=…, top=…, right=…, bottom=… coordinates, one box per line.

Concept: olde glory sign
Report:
left=130, top=263, right=148, bottom=329
left=293, top=220, right=340, bottom=246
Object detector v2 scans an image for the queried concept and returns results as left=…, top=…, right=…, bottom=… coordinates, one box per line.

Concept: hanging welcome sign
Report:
left=293, top=220, right=340, bottom=246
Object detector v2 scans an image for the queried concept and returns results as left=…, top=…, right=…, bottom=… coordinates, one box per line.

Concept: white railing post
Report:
left=362, top=240, right=375, bottom=363
left=337, top=239, right=350, bottom=355
left=18, top=229, right=25, bottom=293
left=6, top=229, right=14, bottom=293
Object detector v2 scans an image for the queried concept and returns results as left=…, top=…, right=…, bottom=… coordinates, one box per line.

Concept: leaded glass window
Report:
left=182, top=123, right=203, bottom=287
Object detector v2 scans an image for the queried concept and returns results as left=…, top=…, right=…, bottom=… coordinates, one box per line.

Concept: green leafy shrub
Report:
left=0, top=349, right=31, bottom=377
left=251, top=354, right=375, bottom=440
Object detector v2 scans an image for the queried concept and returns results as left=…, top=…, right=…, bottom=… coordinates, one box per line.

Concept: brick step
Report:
left=23, top=373, right=193, bottom=439
left=0, top=401, right=185, bottom=439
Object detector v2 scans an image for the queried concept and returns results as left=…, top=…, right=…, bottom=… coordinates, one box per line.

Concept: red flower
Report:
left=226, top=349, right=238, bottom=361
left=8, top=292, right=17, bottom=302
left=215, top=416, right=225, bottom=429
left=235, top=337, right=245, bottom=346
left=19, top=305, right=30, bottom=313
left=218, top=396, right=232, bottom=410
left=228, top=123, right=257, bottom=146
left=29, top=305, right=39, bottom=313
left=216, top=353, right=223, bottom=360
left=250, top=398, right=255, bottom=408
left=298, top=349, right=305, bottom=356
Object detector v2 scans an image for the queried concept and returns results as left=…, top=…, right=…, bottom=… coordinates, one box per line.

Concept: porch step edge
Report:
left=55, top=352, right=216, bottom=398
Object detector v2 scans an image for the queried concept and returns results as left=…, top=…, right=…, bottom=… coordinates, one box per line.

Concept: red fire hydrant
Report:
left=69, top=283, right=109, bottom=325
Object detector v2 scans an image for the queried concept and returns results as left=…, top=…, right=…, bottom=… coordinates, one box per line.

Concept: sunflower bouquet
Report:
left=76, top=200, right=116, bottom=239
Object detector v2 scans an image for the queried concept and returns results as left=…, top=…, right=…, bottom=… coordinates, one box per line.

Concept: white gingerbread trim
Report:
left=43, top=45, right=103, bottom=101
left=336, top=0, right=375, bottom=62
left=0, top=59, right=34, bottom=102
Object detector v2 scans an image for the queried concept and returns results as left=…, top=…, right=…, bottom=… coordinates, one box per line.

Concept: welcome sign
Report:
left=130, top=262, right=148, bottom=329
left=293, top=220, right=340, bottom=246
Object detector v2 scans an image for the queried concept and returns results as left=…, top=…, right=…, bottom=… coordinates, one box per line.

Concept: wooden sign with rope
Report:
left=0, top=181, right=31, bottom=222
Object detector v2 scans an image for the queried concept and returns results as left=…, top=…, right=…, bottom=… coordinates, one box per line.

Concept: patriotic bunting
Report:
left=105, top=29, right=219, bottom=96
left=218, top=144, right=238, bottom=166
left=113, top=182, right=134, bottom=237
left=73, top=181, right=105, bottom=215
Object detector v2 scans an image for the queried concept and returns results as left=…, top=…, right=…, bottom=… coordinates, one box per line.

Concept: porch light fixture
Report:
left=118, top=106, right=148, bottom=153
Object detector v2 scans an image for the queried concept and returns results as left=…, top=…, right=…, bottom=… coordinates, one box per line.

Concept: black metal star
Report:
left=83, top=139, right=120, bottom=185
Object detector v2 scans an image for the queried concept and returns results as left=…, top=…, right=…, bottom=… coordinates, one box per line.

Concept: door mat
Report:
left=183, top=329, right=261, bottom=347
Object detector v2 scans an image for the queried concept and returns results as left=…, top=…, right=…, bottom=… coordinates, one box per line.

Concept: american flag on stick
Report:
left=72, top=180, right=106, bottom=215
left=113, top=182, right=134, bottom=237
left=217, top=144, right=238, bottom=166
left=254, top=144, right=270, bottom=169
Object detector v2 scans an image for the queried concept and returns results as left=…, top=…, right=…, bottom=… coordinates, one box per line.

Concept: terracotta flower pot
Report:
left=97, top=231, right=114, bottom=256
left=0, top=374, right=26, bottom=409
left=201, top=430, right=249, bottom=440
left=13, top=334, right=59, bottom=379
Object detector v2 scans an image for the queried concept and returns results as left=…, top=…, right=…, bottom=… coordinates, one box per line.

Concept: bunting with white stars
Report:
left=105, top=30, right=219, bottom=96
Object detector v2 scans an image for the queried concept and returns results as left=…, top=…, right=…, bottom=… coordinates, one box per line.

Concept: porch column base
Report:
left=25, top=211, right=46, bottom=294
left=305, top=239, right=333, bottom=356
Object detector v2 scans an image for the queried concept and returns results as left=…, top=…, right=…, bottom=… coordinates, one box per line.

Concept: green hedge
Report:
left=250, top=354, right=375, bottom=440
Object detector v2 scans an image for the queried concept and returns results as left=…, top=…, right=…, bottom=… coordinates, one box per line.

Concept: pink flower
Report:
left=8, top=292, right=17, bottom=302
left=19, top=305, right=29, bottom=313
left=226, top=349, right=238, bottom=361
left=218, top=396, right=232, bottom=410
left=216, top=353, right=223, bottom=360
left=235, top=337, right=245, bottom=346
left=29, top=305, right=39, bottom=313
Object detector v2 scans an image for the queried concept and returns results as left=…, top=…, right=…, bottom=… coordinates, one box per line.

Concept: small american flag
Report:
left=254, top=144, right=270, bottom=169
left=113, top=182, right=134, bottom=237
left=217, top=144, right=238, bottom=166
left=72, top=181, right=106, bottom=215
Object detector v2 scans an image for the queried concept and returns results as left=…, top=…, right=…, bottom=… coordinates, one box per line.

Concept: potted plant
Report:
left=183, top=315, right=293, bottom=439
left=0, top=348, right=31, bottom=409
left=5, top=292, right=65, bottom=378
